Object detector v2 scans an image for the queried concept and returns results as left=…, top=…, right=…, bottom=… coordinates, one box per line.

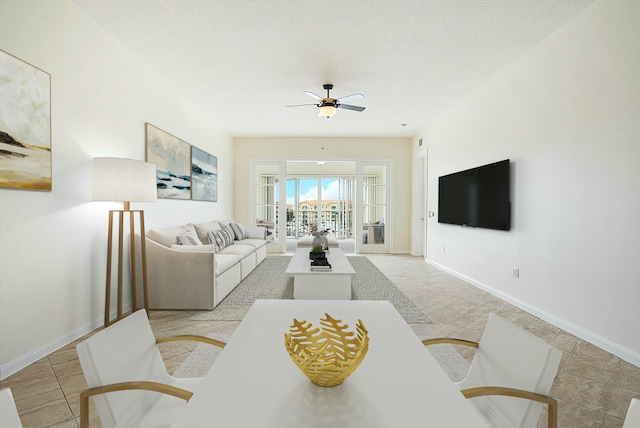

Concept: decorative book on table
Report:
left=310, top=258, right=332, bottom=271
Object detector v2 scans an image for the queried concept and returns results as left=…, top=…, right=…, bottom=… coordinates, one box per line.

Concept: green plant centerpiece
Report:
left=309, top=245, right=325, bottom=260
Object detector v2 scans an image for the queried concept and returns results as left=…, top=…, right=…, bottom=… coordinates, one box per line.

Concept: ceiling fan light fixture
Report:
left=318, top=105, right=337, bottom=118
left=288, top=85, right=364, bottom=117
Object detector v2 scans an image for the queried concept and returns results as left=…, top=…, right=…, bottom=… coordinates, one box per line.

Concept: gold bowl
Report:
left=284, top=313, right=369, bottom=387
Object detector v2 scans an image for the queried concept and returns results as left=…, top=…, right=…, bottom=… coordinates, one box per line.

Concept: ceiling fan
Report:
left=286, top=84, right=365, bottom=118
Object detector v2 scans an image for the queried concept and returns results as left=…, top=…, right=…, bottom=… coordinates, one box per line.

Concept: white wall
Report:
left=0, top=0, right=233, bottom=378
left=233, top=137, right=411, bottom=252
left=414, top=0, right=640, bottom=364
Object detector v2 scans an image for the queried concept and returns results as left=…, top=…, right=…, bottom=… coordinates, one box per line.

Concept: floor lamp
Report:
left=92, top=157, right=157, bottom=327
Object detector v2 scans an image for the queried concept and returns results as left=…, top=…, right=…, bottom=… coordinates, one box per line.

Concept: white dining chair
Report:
left=76, top=309, right=226, bottom=428
left=0, top=388, right=23, bottom=428
left=423, top=313, right=562, bottom=428
left=623, top=398, right=640, bottom=428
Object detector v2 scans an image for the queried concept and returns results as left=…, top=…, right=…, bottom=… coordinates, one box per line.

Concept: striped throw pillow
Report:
left=207, top=227, right=235, bottom=252
left=230, top=222, right=247, bottom=240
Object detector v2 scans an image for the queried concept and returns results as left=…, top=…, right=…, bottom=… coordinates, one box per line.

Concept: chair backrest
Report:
left=77, top=309, right=170, bottom=428
left=459, top=313, right=562, bottom=428
left=623, top=398, right=640, bottom=428
left=0, top=388, right=23, bottom=428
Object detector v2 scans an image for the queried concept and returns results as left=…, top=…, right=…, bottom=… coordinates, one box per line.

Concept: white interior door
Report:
left=412, top=154, right=427, bottom=257
left=356, top=160, right=391, bottom=254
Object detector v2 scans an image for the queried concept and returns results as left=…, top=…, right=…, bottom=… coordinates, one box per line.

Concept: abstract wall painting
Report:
left=145, top=123, right=191, bottom=200
left=191, top=146, right=217, bottom=202
left=0, top=49, right=52, bottom=191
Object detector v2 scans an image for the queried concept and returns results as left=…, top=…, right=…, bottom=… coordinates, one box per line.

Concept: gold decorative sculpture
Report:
left=284, top=314, right=369, bottom=387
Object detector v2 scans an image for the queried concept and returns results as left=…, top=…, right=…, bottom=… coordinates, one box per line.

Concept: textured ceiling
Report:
left=71, top=0, right=595, bottom=138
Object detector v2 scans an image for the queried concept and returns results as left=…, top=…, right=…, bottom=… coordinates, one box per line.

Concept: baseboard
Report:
left=426, top=258, right=640, bottom=368
left=0, top=306, right=131, bottom=381
left=390, top=249, right=411, bottom=255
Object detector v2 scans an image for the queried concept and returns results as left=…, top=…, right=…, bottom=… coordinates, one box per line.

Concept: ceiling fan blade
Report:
left=337, top=103, right=366, bottom=112
left=303, top=91, right=323, bottom=101
left=285, top=103, right=318, bottom=108
left=336, top=93, right=364, bottom=103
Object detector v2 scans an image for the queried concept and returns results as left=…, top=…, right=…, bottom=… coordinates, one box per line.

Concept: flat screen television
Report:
left=438, top=159, right=511, bottom=231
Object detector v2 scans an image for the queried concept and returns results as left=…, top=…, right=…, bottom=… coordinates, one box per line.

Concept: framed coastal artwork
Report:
left=0, top=49, right=52, bottom=191
left=145, top=123, right=191, bottom=200
left=191, top=146, right=217, bottom=202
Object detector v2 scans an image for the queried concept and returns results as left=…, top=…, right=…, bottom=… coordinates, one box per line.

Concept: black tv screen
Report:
left=438, top=159, right=511, bottom=231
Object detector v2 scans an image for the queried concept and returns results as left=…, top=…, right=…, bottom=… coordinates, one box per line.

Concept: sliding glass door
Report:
left=286, top=177, right=354, bottom=240
left=326, top=178, right=355, bottom=240
left=252, top=160, right=391, bottom=254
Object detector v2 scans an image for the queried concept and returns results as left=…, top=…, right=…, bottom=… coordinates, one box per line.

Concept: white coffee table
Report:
left=285, top=248, right=355, bottom=300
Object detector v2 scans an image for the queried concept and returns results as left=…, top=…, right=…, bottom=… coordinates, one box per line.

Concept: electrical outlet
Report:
left=512, top=268, right=520, bottom=278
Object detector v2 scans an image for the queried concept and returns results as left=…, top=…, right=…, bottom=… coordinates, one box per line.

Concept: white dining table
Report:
left=172, top=299, right=489, bottom=428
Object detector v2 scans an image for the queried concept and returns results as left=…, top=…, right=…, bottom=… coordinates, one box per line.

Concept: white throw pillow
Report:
left=148, top=224, right=196, bottom=247
left=192, top=221, right=222, bottom=244
left=176, top=232, right=203, bottom=246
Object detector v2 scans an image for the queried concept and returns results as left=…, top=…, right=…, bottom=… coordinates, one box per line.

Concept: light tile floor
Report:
left=1, top=255, right=638, bottom=427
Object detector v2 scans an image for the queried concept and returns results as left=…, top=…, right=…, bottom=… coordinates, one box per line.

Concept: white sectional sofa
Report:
left=139, top=220, right=267, bottom=310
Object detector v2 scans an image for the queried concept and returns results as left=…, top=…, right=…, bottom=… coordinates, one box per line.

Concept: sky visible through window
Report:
left=286, top=178, right=345, bottom=204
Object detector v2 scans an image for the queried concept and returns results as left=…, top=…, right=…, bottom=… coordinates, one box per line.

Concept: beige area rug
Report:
left=191, top=256, right=430, bottom=324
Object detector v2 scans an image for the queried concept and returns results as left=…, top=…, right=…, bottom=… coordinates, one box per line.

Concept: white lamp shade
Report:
left=92, top=157, right=157, bottom=202
left=318, top=105, right=337, bottom=117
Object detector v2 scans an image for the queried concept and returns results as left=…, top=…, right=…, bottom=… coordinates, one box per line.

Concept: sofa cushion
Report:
left=176, top=232, right=204, bottom=246
left=148, top=224, right=197, bottom=247
left=214, top=254, right=241, bottom=276
left=229, top=222, right=247, bottom=240
left=170, top=244, right=215, bottom=252
left=192, top=221, right=222, bottom=244
left=236, top=238, right=267, bottom=249
left=244, top=226, right=267, bottom=239
left=216, top=219, right=233, bottom=229
left=207, top=227, right=235, bottom=253
left=219, top=243, right=255, bottom=258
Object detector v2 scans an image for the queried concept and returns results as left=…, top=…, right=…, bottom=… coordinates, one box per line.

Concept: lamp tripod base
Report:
left=104, top=208, right=149, bottom=327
